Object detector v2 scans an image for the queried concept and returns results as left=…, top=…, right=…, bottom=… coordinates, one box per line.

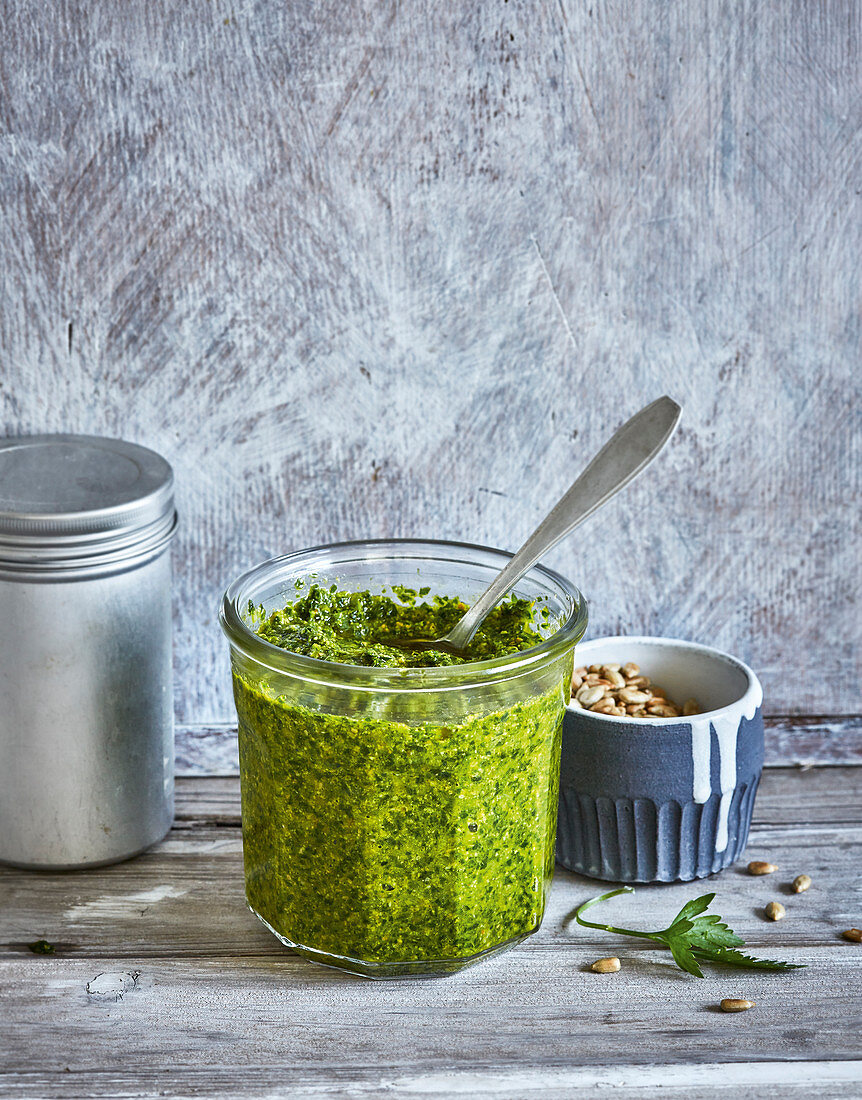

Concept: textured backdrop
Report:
left=1, top=0, right=859, bottom=722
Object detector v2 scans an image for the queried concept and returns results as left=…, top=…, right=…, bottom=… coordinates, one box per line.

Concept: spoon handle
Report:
left=447, top=396, right=682, bottom=650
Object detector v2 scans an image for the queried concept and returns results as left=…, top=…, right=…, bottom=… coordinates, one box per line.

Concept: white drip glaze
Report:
left=690, top=679, right=763, bottom=852
left=690, top=719, right=712, bottom=805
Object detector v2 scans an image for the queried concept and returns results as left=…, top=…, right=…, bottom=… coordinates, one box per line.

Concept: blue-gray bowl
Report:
left=556, top=636, right=764, bottom=883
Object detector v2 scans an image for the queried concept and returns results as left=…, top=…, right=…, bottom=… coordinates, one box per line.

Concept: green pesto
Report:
left=253, top=584, right=548, bottom=667
left=234, top=588, right=568, bottom=972
left=27, top=939, right=55, bottom=955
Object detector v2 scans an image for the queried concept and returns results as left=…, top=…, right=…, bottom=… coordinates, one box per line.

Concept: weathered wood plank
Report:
left=750, top=764, right=862, bottom=825
left=3, top=827, right=861, bottom=957
left=174, top=774, right=241, bottom=825
left=3, top=832, right=857, bottom=958
left=175, top=717, right=862, bottom=777
left=3, top=1065, right=862, bottom=1100
left=1, top=946, right=860, bottom=1078
left=2, top=769, right=861, bottom=1094
left=4, top=775, right=862, bottom=959
left=171, top=765, right=862, bottom=827
left=760, top=717, right=862, bottom=767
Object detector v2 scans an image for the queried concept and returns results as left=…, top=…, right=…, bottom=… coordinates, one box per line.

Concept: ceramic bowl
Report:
left=556, top=636, right=764, bottom=883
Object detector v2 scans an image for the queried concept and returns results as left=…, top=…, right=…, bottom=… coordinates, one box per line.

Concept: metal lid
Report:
left=0, top=434, right=177, bottom=576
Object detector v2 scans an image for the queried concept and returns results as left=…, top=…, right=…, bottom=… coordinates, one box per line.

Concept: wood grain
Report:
left=2, top=948, right=861, bottom=1071
left=3, top=1064, right=862, bottom=1100
left=170, top=766, right=862, bottom=828
left=175, top=716, right=862, bottom=776
left=2, top=767, right=861, bottom=1096
left=3, top=1065, right=862, bottom=1100
left=3, top=816, right=862, bottom=959
left=0, top=0, right=859, bottom=734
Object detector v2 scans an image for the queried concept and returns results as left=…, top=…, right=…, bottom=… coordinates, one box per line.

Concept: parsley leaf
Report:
left=572, top=886, right=804, bottom=978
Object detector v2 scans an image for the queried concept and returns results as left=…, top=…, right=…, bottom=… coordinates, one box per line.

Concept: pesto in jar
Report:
left=254, top=584, right=548, bottom=667
left=232, top=586, right=570, bottom=975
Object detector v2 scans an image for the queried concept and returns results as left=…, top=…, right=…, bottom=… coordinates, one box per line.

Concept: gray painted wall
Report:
left=1, top=1, right=859, bottom=721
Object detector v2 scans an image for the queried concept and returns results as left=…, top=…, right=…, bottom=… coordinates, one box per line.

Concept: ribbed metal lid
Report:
left=0, top=434, right=176, bottom=572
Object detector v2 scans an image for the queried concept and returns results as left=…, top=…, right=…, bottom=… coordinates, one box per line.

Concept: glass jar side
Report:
left=229, top=641, right=574, bottom=977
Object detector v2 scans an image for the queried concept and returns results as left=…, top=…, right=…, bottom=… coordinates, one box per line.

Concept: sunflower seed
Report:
left=571, top=658, right=701, bottom=722
left=576, top=684, right=606, bottom=707
left=748, top=861, right=778, bottom=876
left=647, top=703, right=681, bottom=718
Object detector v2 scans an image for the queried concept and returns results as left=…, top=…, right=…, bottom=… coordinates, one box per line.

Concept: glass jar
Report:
left=220, top=539, right=587, bottom=978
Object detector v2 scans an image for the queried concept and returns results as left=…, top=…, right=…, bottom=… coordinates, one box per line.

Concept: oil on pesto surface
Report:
left=233, top=587, right=569, bottom=970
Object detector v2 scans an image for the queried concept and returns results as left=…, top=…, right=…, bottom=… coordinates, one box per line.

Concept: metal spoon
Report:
left=397, top=395, right=682, bottom=656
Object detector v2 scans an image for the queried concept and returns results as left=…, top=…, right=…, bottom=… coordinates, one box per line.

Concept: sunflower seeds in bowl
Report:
left=572, top=661, right=701, bottom=719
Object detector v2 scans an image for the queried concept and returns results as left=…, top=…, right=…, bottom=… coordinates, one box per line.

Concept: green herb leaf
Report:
left=571, top=887, right=804, bottom=978
left=691, top=946, right=801, bottom=971
left=671, top=892, right=715, bottom=924
left=684, top=913, right=746, bottom=953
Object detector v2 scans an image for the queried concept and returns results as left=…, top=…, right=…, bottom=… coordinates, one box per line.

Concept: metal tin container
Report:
left=0, top=434, right=177, bottom=868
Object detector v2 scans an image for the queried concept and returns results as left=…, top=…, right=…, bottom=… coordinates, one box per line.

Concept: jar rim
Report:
left=220, top=538, right=588, bottom=691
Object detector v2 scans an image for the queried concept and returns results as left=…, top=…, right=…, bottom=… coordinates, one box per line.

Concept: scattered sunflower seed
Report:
left=720, top=998, right=755, bottom=1013
left=748, top=861, right=778, bottom=876
left=792, top=874, right=812, bottom=893
left=765, top=901, right=786, bottom=921
left=590, top=956, right=621, bottom=973
left=842, top=928, right=862, bottom=943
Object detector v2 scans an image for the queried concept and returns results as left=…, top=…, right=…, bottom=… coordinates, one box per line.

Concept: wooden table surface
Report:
left=2, top=751, right=861, bottom=1098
